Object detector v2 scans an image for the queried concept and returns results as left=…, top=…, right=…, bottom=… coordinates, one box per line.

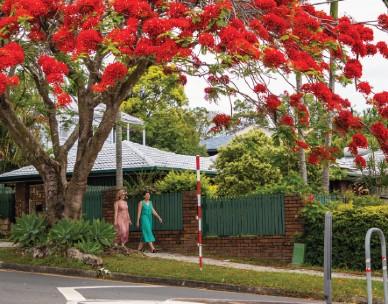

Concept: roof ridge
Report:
left=123, top=141, right=156, bottom=167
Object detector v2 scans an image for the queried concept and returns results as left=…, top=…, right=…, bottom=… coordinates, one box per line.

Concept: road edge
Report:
left=0, top=261, right=372, bottom=303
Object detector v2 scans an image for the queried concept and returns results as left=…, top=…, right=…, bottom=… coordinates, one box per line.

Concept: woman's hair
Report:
left=116, top=189, right=126, bottom=200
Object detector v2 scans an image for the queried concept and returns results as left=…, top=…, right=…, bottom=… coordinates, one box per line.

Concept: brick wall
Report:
left=0, top=218, right=11, bottom=236
left=15, top=183, right=29, bottom=218
left=203, top=195, right=304, bottom=261
left=102, top=190, right=304, bottom=261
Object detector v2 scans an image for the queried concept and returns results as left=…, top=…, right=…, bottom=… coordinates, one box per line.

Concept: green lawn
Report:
left=0, top=248, right=381, bottom=302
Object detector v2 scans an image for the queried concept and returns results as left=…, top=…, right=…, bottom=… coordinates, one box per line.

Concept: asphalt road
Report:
left=0, top=270, right=321, bottom=304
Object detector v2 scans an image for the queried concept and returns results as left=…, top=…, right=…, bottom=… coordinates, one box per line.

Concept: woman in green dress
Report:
left=136, top=192, right=162, bottom=253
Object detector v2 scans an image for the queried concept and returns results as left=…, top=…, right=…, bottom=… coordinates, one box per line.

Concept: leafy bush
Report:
left=75, top=240, right=103, bottom=255
left=10, top=214, right=48, bottom=248
left=155, top=171, right=215, bottom=196
left=301, top=202, right=388, bottom=270
left=49, top=219, right=115, bottom=253
left=85, top=219, right=116, bottom=248
left=48, top=219, right=89, bottom=251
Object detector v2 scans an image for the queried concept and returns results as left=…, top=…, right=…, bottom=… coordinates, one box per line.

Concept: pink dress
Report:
left=115, top=200, right=130, bottom=245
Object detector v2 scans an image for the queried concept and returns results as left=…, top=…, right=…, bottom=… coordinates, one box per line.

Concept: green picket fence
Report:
left=128, top=192, right=183, bottom=231
left=82, top=188, right=183, bottom=230
left=314, top=193, right=342, bottom=205
left=0, top=185, right=15, bottom=219
left=82, top=186, right=107, bottom=220
left=202, top=193, right=285, bottom=237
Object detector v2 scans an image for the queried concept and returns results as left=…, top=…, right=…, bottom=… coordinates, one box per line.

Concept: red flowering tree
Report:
left=195, top=0, right=388, bottom=191
left=0, top=0, right=241, bottom=222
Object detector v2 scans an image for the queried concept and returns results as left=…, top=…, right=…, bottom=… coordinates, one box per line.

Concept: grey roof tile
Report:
left=0, top=141, right=216, bottom=181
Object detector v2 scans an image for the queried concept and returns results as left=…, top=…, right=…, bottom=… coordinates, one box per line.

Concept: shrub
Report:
left=85, top=219, right=116, bottom=248
left=48, top=219, right=115, bottom=253
left=10, top=214, right=48, bottom=248
left=75, top=240, right=103, bottom=255
left=301, top=202, right=388, bottom=270
left=48, top=219, right=89, bottom=251
left=155, top=171, right=215, bottom=196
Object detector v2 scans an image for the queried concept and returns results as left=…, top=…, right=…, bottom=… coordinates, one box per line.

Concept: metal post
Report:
left=142, top=128, right=146, bottom=146
left=324, top=212, right=332, bottom=304
left=196, top=155, right=203, bottom=271
left=365, top=228, right=388, bottom=304
left=127, top=123, right=130, bottom=141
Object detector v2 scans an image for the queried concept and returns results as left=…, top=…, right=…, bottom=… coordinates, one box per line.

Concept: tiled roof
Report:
left=200, top=134, right=235, bottom=151
left=0, top=141, right=216, bottom=182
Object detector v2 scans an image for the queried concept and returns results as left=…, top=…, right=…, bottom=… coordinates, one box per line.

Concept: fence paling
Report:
left=202, top=193, right=285, bottom=237
left=0, top=186, right=15, bottom=219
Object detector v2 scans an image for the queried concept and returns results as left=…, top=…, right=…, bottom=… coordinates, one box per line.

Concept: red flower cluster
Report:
left=53, top=27, right=76, bottom=53
left=263, top=48, right=286, bottom=68
left=279, top=114, right=294, bottom=127
left=308, top=146, right=338, bottom=165
left=253, top=0, right=277, bottom=10
left=357, top=81, right=372, bottom=95
left=370, top=122, right=388, bottom=155
left=266, top=94, right=281, bottom=110
left=377, top=41, right=388, bottom=59
left=75, top=29, right=102, bottom=55
left=2, top=0, right=50, bottom=18
left=253, top=83, right=267, bottom=93
left=210, top=113, right=232, bottom=133
left=295, top=140, right=309, bottom=150
left=0, top=74, right=19, bottom=94
left=354, top=155, right=367, bottom=168
left=0, top=42, right=24, bottom=70
left=344, top=59, right=362, bottom=79
left=348, top=133, right=368, bottom=155
left=334, top=110, right=362, bottom=133
left=199, top=33, right=215, bottom=48
left=373, top=92, right=388, bottom=119
left=378, top=14, right=388, bottom=31
left=38, top=56, right=69, bottom=84
left=93, top=62, right=128, bottom=93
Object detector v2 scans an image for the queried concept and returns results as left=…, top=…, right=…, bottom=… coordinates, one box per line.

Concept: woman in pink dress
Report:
left=114, top=189, right=132, bottom=246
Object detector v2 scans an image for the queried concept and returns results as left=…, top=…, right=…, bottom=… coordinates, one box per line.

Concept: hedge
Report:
left=301, top=202, right=388, bottom=271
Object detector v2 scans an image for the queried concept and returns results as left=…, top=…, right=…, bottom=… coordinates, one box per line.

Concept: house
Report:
left=201, top=126, right=273, bottom=156
left=334, top=148, right=387, bottom=197
left=0, top=140, right=216, bottom=222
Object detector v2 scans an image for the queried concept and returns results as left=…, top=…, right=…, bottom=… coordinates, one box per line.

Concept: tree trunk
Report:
left=40, top=165, right=66, bottom=225
left=322, top=0, right=338, bottom=192
left=296, top=73, right=308, bottom=185
left=116, top=111, right=123, bottom=188
left=63, top=179, right=87, bottom=219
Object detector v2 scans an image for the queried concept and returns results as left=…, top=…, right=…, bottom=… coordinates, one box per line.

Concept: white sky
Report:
left=185, top=0, right=388, bottom=114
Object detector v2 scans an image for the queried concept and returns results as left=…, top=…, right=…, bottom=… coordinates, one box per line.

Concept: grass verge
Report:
left=0, top=248, right=381, bottom=302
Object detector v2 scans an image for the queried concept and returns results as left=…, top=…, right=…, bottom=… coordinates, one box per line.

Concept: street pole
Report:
left=324, top=212, right=333, bottom=304
left=196, top=155, right=203, bottom=271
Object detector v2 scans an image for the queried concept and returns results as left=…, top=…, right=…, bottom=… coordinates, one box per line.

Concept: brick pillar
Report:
left=283, top=194, right=305, bottom=260
left=182, top=191, right=198, bottom=253
left=15, top=183, right=29, bottom=218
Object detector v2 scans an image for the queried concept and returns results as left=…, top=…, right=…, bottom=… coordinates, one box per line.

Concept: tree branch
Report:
left=26, top=66, right=61, bottom=157
left=0, top=95, right=57, bottom=168
left=61, top=124, right=79, bottom=153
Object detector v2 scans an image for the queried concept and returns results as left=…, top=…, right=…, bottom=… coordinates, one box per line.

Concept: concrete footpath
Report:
left=144, top=252, right=373, bottom=282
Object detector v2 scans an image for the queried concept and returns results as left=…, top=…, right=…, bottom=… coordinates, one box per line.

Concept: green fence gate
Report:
left=82, top=188, right=183, bottom=230
left=128, top=192, right=183, bottom=231
left=0, top=185, right=15, bottom=220
left=82, top=186, right=106, bottom=220
left=202, top=193, right=285, bottom=237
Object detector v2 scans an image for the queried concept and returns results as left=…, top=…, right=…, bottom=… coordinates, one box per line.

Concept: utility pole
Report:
left=322, top=0, right=338, bottom=192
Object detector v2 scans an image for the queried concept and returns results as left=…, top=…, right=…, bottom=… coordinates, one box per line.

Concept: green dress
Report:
left=140, top=200, right=155, bottom=243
